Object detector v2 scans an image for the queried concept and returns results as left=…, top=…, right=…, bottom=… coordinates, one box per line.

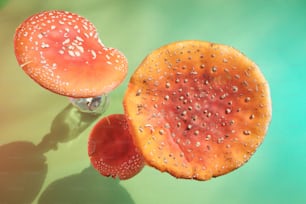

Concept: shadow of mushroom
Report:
left=36, top=104, right=100, bottom=152
left=0, top=141, right=47, bottom=204
left=0, top=104, right=99, bottom=204
left=38, top=166, right=135, bottom=204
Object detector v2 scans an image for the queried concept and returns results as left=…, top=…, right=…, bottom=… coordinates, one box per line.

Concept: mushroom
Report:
left=88, top=114, right=145, bottom=180
left=123, top=40, right=272, bottom=180
left=14, top=10, right=127, bottom=113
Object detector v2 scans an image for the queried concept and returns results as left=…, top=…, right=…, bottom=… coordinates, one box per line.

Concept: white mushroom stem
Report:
left=69, top=94, right=110, bottom=115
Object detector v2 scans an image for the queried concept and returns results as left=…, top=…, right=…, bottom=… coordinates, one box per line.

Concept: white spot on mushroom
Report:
left=75, top=51, right=81, bottom=57
left=75, top=44, right=84, bottom=53
left=225, top=108, right=231, bottom=114
left=76, top=36, right=84, bottom=42
left=91, top=50, right=96, bottom=59
left=82, top=24, right=88, bottom=30
left=232, top=86, right=238, bottom=92
left=41, top=42, right=49, bottom=48
left=62, top=38, right=70, bottom=45
left=68, top=50, right=75, bottom=57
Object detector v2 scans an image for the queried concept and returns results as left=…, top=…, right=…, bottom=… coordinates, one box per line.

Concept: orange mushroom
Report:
left=123, top=40, right=272, bottom=180
left=88, top=114, right=145, bottom=180
left=14, top=10, right=127, bottom=98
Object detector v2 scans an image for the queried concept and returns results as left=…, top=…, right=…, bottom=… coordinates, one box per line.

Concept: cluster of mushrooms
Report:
left=14, top=10, right=272, bottom=181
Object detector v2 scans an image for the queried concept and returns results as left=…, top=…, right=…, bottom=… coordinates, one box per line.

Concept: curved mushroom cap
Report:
left=14, top=10, right=127, bottom=98
left=88, top=114, right=144, bottom=180
left=123, top=40, right=272, bottom=180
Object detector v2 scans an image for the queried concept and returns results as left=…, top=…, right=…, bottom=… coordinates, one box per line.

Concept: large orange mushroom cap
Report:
left=14, top=10, right=128, bottom=98
left=123, top=40, right=272, bottom=180
left=88, top=114, right=145, bottom=180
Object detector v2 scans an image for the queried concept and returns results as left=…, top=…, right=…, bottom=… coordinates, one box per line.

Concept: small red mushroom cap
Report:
left=88, top=114, right=145, bottom=180
left=123, top=40, right=272, bottom=180
left=14, top=10, right=128, bottom=98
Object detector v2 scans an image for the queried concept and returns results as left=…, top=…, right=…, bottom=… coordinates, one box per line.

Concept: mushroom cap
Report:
left=123, top=40, right=272, bottom=180
left=88, top=114, right=144, bottom=180
left=14, top=10, right=128, bottom=98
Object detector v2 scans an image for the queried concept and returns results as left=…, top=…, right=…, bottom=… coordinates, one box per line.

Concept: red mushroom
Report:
left=88, top=114, right=145, bottom=180
left=14, top=10, right=128, bottom=98
left=123, top=40, right=272, bottom=180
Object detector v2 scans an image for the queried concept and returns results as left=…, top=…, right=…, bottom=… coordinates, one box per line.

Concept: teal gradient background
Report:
left=0, top=0, right=305, bottom=203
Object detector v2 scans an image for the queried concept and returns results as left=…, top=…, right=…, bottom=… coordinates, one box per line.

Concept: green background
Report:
left=0, top=0, right=305, bottom=203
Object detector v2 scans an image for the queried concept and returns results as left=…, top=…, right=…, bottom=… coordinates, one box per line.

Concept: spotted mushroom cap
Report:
left=123, top=40, right=272, bottom=180
left=88, top=114, right=145, bottom=180
left=14, top=10, right=128, bottom=98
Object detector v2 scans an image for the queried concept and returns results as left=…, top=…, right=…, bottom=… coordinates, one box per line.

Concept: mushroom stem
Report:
left=69, top=94, right=110, bottom=115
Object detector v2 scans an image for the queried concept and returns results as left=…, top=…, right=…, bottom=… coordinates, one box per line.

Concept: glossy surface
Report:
left=1, top=0, right=305, bottom=203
